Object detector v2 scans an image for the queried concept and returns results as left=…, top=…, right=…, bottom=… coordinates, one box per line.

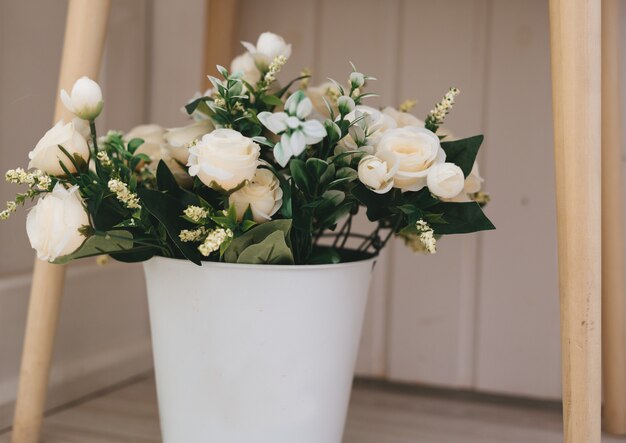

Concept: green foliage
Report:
left=53, top=230, right=134, bottom=264
left=441, top=135, right=483, bottom=177
left=224, top=219, right=294, bottom=264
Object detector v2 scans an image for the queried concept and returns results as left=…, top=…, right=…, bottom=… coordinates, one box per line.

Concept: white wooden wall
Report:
left=1, top=0, right=625, bottom=416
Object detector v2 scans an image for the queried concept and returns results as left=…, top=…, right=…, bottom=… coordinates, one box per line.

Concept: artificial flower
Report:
left=60, top=76, right=103, bottom=120
left=229, top=168, right=283, bottom=223
left=28, top=120, right=89, bottom=176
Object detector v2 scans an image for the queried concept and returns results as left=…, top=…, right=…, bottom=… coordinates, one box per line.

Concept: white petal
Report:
left=60, top=89, right=75, bottom=113
left=258, top=111, right=288, bottom=134
left=289, top=131, right=306, bottom=156
left=296, top=97, right=313, bottom=119
left=241, top=41, right=257, bottom=53
left=301, top=120, right=326, bottom=144
left=273, top=141, right=291, bottom=167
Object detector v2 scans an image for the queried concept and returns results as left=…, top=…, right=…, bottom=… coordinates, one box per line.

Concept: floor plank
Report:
left=0, top=376, right=623, bottom=442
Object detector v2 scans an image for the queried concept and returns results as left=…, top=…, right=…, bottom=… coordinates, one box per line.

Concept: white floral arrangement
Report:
left=3, top=32, right=494, bottom=266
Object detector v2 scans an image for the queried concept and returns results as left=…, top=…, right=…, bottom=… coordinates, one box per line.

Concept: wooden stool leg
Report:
left=549, top=1, right=602, bottom=442
left=11, top=1, right=110, bottom=442
left=601, top=0, right=626, bottom=434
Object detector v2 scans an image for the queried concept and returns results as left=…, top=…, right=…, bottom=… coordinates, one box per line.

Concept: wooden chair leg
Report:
left=201, top=0, right=240, bottom=90
left=549, top=1, right=602, bottom=442
left=601, top=0, right=626, bottom=434
left=11, top=1, right=110, bottom=442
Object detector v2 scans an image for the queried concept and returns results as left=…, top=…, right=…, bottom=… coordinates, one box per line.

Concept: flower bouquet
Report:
left=4, top=32, right=493, bottom=443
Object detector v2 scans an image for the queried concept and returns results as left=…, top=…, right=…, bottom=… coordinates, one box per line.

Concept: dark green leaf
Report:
left=53, top=230, right=134, bottom=264
left=429, top=202, right=495, bottom=235
left=440, top=135, right=483, bottom=177
left=236, top=230, right=294, bottom=264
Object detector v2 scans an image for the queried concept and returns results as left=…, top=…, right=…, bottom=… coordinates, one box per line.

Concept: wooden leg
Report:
left=601, top=0, right=626, bottom=435
left=202, top=0, right=240, bottom=90
left=548, top=1, right=602, bottom=443
left=11, top=1, right=110, bottom=442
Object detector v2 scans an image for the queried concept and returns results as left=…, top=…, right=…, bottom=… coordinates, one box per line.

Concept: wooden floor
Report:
left=0, top=375, right=624, bottom=443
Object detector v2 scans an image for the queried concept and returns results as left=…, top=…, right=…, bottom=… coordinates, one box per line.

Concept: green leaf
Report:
left=261, top=94, right=283, bottom=106
left=53, top=230, right=134, bottom=264
left=138, top=189, right=203, bottom=265
left=236, top=230, right=294, bottom=265
left=306, top=158, right=329, bottom=179
left=224, top=219, right=293, bottom=263
left=127, top=138, right=144, bottom=153
left=289, top=159, right=311, bottom=194
left=322, top=190, right=345, bottom=206
left=428, top=202, right=495, bottom=235
left=440, top=135, right=483, bottom=177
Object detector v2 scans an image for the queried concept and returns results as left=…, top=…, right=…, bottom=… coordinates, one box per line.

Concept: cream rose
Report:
left=229, top=168, right=283, bottom=223
left=164, top=120, right=215, bottom=164
left=187, top=129, right=260, bottom=191
left=376, top=126, right=445, bottom=192
left=426, top=162, right=465, bottom=199
left=464, top=161, right=483, bottom=194
left=382, top=106, right=425, bottom=128
left=357, top=151, right=398, bottom=194
left=28, top=120, right=90, bottom=176
left=306, top=81, right=341, bottom=119
left=26, top=184, right=90, bottom=261
left=231, top=52, right=262, bottom=86
left=60, top=77, right=103, bottom=120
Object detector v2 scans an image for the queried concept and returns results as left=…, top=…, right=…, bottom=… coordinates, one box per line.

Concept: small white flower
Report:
left=183, top=205, right=208, bottom=222
left=198, top=228, right=233, bottom=256
left=179, top=227, right=207, bottom=242
left=108, top=179, right=141, bottom=209
left=349, top=72, right=365, bottom=88
left=26, top=184, right=90, bottom=261
left=60, top=77, right=103, bottom=120
left=415, top=219, right=437, bottom=254
left=257, top=90, right=326, bottom=167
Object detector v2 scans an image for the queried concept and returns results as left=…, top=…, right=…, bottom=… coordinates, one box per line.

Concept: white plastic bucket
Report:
left=143, top=255, right=375, bottom=443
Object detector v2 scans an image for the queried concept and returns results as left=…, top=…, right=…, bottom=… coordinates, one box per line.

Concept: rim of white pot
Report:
left=148, top=254, right=377, bottom=271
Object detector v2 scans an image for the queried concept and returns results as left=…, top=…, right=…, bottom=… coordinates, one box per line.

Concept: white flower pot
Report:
left=143, top=255, right=376, bottom=443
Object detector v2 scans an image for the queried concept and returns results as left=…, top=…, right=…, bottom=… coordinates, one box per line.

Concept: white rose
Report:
left=187, top=129, right=260, bottom=191
left=242, top=32, right=292, bottom=68
left=28, top=120, right=90, bottom=176
left=426, top=162, right=465, bottom=199
left=229, top=169, right=283, bottom=223
left=376, top=126, right=445, bottom=192
left=60, top=77, right=103, bottom=120
left=231, top=52, right=262, bottom=86
left=358, top=151, right=399, bottom=194
left=341, top=105, right=397, bottom=151
left=26, top=184, right=90, bottom=261
left=306, top=82, right=341, bottom=119
left=382, top=106, right=425, bottom=128
left=164, top=120, right=214, bottom=164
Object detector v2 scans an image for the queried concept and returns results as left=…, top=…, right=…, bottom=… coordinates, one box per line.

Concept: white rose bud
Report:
left=242, top=32, right=292, bottom=69
left=427, top=162, right=466, bottom=199
left=60, top=76, right=103, bottom=120
left=377, top=126, right=445, bottom=192
left=337, top=96, right=356, bottom=115
left=230, top=52, right=262, bottom=86
left=28, top=120, right=90, bottom=176
left=349, top=72, right=365, bottom=88
left=187, top=129, right=260, bottom=191
left=229, top=169, right=283, bottom=223
left=26, top=184, right=90, bottom=261
left=358, top=151, right=399, bottom=194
